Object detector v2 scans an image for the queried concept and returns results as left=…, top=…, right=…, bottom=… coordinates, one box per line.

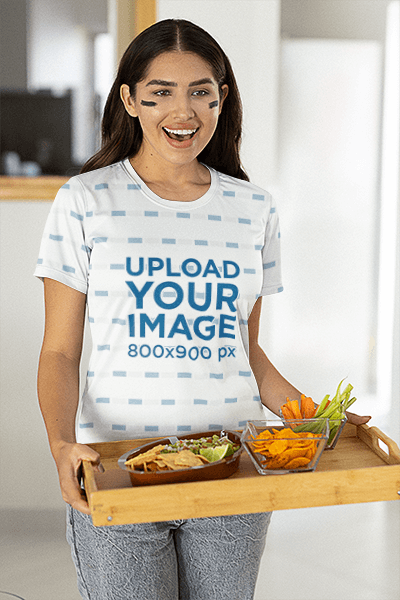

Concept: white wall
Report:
left=281, top=0, right=389, bottom=41
left=261, top=38, right=383, bottom=421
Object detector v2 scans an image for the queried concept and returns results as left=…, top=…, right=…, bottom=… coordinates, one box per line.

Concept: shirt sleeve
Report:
left=34, top=177, right=90, bottom=294
left=260, top=197, right=283, bottom=296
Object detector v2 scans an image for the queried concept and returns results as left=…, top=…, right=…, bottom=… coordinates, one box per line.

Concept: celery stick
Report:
left=332, top=379, right=345, bottom=403
left=293, top=418, right=327, bottom=435
left=320, top=402, right=345, bottom=419
left=315, top=394, right=330, bottom=417
left=344, top=396, right=357, bottom=411
left=340, top=384, right=353, bottom=405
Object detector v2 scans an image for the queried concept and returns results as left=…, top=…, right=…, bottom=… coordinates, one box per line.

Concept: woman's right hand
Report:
left=52, top=441, right=104, bottom=515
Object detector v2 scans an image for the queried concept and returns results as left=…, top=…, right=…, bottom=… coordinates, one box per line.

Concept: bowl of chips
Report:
left=118, top=430, right=242, bottom=486
left=241, top=419, right=329, bottom=475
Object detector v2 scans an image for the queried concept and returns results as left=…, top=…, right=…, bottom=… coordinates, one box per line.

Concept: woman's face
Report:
left=120, top=51, right=228, bottom=169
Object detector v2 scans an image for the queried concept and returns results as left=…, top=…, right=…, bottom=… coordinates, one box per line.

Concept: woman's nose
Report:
left=171, top=93, right=195, bottom=119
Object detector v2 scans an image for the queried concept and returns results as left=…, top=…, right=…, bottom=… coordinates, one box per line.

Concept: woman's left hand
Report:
left=345, top=411, right=371, bottom=426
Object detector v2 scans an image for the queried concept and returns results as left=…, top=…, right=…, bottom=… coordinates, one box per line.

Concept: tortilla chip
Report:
left=284, top=456, right=311, bottom=469
left=274, top=428, right=299, bottom=439
left=125, top=445, right=166, bottom=468
left=161, top=450, right=205, bottom=469
left=262, top=454, right=290, bottom=469
left=267, top=440, right=288, bottom=456
left=281, top=447, right=309, bottom=461
left=175, top=450, right=206, bottom=466
left=255, top=430, right=273, bottom=440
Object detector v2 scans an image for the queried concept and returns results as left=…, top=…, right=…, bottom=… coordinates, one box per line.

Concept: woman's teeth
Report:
left=163, top=127, right=198, bottom=141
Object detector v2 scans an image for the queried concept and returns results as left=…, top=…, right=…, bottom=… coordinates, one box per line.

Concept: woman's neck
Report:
left=129, top=155, right=211, bottom=202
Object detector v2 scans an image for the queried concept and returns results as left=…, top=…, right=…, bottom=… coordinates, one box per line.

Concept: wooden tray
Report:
left=82, top=423, right=400, bottom=527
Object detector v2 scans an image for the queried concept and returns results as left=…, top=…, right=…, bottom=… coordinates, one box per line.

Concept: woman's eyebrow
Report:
left=145, top=78, right=214, bottom=87
left=146, top=79, right=178, bottom=87
left=188, top=78, right=214, bottom=87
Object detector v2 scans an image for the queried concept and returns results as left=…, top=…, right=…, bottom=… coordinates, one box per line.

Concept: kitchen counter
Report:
left=0, top=176, right=68, bottom=201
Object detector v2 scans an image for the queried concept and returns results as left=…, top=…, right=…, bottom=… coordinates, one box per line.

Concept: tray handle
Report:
left=357, top=424, right=400, bottom=465
left=82, top=459, right=98, bottom=512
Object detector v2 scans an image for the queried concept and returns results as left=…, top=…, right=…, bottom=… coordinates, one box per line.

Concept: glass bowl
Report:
left=241, top=419, right=329, bottom=475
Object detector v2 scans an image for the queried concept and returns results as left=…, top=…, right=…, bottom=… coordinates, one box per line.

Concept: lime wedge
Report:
left=199, top=448, right=215, bottom=462
left=213, top=443, right=233, bottom=460
left=200, top=443, right=233, bottom=462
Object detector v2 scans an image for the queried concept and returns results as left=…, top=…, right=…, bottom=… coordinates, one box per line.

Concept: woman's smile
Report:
left=163, top=126, right=199, bottom=140
left=162, top=125, right=200, bottom=148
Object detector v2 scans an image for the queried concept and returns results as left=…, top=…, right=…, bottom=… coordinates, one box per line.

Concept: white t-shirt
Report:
left=35, top=159, right=283, bottom=443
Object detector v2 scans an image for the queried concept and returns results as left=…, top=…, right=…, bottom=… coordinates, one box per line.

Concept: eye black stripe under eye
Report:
left=141, top=100, right=157, bottom=107
left=209, top=100, right=218, bottom=109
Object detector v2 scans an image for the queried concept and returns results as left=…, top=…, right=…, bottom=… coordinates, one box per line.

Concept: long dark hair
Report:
left=81, top=19, right=248, bottom=181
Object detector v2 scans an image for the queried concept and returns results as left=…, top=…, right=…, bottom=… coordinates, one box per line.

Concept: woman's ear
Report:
left=120, top=84, right=138, bottom=118
left=219, top=84, right=229, bottom=115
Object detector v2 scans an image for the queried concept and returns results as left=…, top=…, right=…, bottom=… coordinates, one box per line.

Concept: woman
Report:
left=35, top=19, right=370, bottom=600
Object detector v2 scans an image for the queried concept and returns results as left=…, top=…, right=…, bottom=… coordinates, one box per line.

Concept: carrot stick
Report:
left=301, top=395, right=316, bottom=419
left=281, top=405, right=294, bottom=421
left=288, top=399, right=302, bottom=420
left=300, top=394, right=306, bottom=418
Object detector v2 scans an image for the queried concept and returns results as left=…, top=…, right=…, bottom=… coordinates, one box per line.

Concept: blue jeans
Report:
left=66, top=506, right=271, bottom=600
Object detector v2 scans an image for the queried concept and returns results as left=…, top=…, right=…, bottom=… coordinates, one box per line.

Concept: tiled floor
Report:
left=1, top=502, right=399, bottom=600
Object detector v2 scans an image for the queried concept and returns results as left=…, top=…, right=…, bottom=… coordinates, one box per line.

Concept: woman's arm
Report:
left=248, top=298, right=301, bottom=415
left=248, top=297, right=371, bottom=425
left=38, top=278, right=103, bottom=514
